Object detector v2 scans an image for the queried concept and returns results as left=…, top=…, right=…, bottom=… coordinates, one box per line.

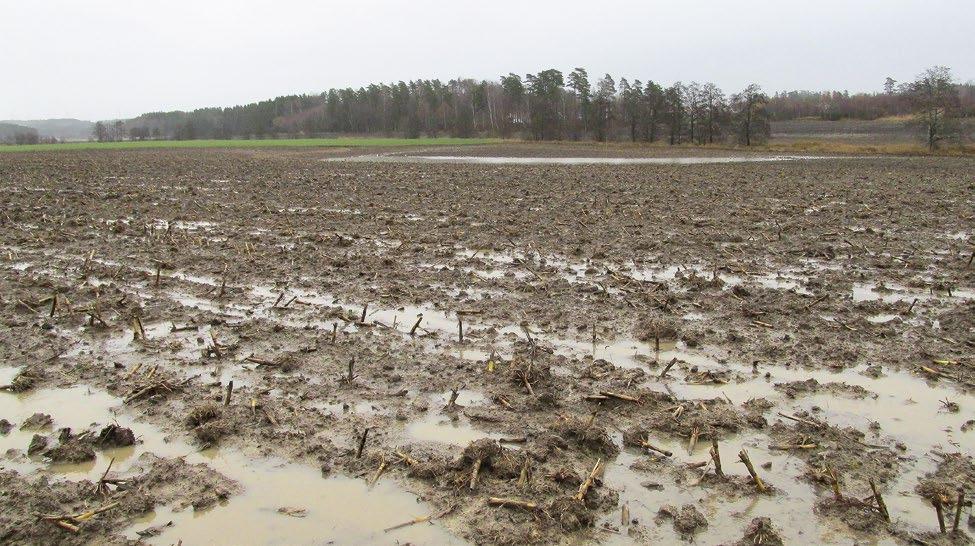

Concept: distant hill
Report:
left=0, top=122, right=39, bottom=144
left=1, top=118, right=94, bottom=141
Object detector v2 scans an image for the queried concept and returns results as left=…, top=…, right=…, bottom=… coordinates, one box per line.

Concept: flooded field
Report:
left=0, top=145, right=973, bottom=544
left=333, top=154, right=843, bottom=165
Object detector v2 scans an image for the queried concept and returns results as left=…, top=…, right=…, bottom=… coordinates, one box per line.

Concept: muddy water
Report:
left=0, top=369, right=462, bottom=545
left=0, top=379, right=189, bottom=480
left=853, top=281, right=975, bottom=302
left=332, top=154, right=845, bottom=165
left=406, top=391, right=501, bottom=447
left=5, top=246, right=973, bottom=542
left=130, top=452, right=463, bottom=545
left=529, top=326, right=975, bottom=539
left=600, top=433, right=898, bottom=545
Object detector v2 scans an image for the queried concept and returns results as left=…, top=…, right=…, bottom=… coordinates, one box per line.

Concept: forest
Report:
left=98, top=67, right=974, bottom=147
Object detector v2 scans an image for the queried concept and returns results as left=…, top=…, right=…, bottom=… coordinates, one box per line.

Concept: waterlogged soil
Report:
left=0, top=146, right=973, bottom=545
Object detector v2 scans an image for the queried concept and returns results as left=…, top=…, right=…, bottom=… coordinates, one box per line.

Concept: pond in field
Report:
left=332, top=154, right=844, bottom=165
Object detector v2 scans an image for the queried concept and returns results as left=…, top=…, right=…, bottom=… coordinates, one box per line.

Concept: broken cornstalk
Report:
left=409, top=314, right=423, bottom=336
left=738, top=449, right=768, bottom=493
left=574, top=458, right=604, bottom=501
left=710, top=439, right=723, bottom=477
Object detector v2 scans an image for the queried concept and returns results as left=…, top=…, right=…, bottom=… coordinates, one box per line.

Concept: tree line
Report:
left=0, top=123, right=58, bottom=145
left=99, top=66, right=971, bottom=149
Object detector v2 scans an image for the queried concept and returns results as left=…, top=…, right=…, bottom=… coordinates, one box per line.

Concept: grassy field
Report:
left=0, top=137, right=501, bottom=153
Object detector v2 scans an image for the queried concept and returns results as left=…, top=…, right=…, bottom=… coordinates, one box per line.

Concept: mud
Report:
left=0, top=146, right=973, bottom=544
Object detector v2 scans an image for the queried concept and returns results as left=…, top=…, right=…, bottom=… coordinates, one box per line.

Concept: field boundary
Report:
left=0, top=137, right=501, bottom=153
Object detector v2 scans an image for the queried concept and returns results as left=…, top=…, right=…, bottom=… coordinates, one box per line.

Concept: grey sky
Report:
left=3, top=0, right=973, bottom=121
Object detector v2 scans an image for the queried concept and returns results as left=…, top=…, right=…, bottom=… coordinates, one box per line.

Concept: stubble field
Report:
left=1, top=144, right=973, bottom=545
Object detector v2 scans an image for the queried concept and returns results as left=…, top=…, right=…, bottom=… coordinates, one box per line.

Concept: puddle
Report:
left=152, top=219, right=217, bottom=232
left=315, top=400, right=385, bottom=418
left=853, top=282, right=974, bottom=303
left=67, top=319, right=254, bottom=389
left=453, top=346, right=492, bottom=362
left=0, top=370, right=462, bottom=545
left=331, top=155, right=847, bottom=165
left=405, top=391, right=498, bottom=448
left=600, top=432, right=886, bottom=544
left=406, top=416, right=497, bottom=448
left=0, top=381, right=193, bottom=481
left=129, top=452, right=463, bottom=545
left=529, top=326, right=975, bottom=522
left=539, top=332, right=713, bottom=373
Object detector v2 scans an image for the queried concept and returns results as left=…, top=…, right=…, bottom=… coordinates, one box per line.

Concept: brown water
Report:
left=405, top=391, right=500, bottom=447
left=4, top=246, right=972, bottom=543
left=331, top=154, right=845, bottom=165
left=0, top=371, right=463, bottom=545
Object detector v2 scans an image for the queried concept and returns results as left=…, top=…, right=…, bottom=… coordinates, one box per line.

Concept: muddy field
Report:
left=1, top=144, right=973, bottom=545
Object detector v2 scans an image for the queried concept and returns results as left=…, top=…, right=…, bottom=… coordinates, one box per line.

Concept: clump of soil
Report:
left=936, top=302, right=975, bottom=345
left=742, top=397, right=774, bottom=428
left=457, top=438, right=503, bottom=487
left=19, top=413, right=52, bottom=430
left=549, top=497, right=594, bottom=531
left=96, top=424, right=135, bottom=448
left=656, top=503, right=708, bottom=536
left=2, top=368, right=39, bottom=392
left=916, top=452, right=975, bottom=505
left=461, top=438, right=502, bottom=464
left=774, top=378, right=874, bottom=399
left=635, top=314, right=680, bottom=342
left=769, top=418, right=899, bottom=491
left=736, top=517, right=784, bottom=545
left=815, top=496, right=887, bottom=532
left=127, top=453, right=240, bottom=511
left=185, top=403, right=228, bottom=445
left=862, top=364, right=885, bottom=378
left=626, top=398, right=748, bottom=444
left=27, top=434, right=48, bottom=455
left=548, top=417, right=618, bottom=457
left=44, top=440, right=96, bottom=464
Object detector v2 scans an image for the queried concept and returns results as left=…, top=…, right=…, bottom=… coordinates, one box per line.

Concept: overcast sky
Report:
left=3, top=0, right=973, bottom=121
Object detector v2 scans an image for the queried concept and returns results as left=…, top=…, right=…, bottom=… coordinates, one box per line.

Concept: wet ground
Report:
left=0, top=144, right=973, bottom=544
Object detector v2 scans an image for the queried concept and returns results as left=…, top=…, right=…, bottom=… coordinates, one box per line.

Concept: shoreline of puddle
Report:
left=0, top=366, right=464, bottom=545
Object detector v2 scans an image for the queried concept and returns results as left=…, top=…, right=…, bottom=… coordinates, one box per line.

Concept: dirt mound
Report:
left=656, top=503, right=708, bottom=536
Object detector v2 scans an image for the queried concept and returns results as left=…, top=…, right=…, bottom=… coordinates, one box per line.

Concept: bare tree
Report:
left=93, top=121, right=109, bottom=142
left=684, top=82, right=702, bottom=143
left=907, top=66, right=958, bottom=150
left=665, top=82, right=685, bottom=145
left=731, top=84, right=770, bottom=146
left=701, top=83, right=726, bottom=144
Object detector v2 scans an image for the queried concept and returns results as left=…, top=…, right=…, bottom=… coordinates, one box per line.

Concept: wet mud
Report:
left=0, top=146, right=973, bottom=544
